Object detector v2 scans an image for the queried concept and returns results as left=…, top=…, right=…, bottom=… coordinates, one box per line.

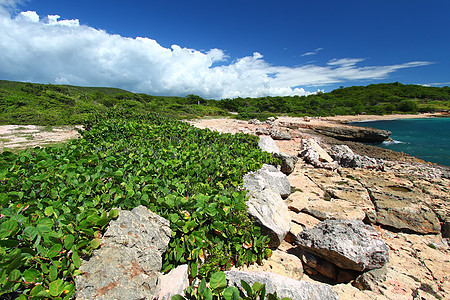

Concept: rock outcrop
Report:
left=295, top=219, right=389, bottom=272
left=243, top=164, right=291, bottom=198
left=269, top=129, right=291, bottom=140
left=246, top=189, right=291, bottom=248
left=258, top=136, right=280, bottom=154
left=300, top=138, right=338, bottom=169
left=225, top=270, right=338, bottom=300
left=331, top=144, right=383, bottom=170
left=75, top=206, right=172, bottom=300
left=273, top=152, right=298, bottom=175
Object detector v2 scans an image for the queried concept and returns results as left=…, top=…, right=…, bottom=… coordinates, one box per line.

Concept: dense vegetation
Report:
left=1, top=80, right=449, bottom=125
left=0, top=80, right=228, bottom=125
left=218, top=82, right=450, bottom=120
left=0, top=111, right=275, bottom=299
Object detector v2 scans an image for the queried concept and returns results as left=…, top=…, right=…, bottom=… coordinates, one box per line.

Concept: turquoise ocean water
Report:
left=352, top=118, right=450, bottom=166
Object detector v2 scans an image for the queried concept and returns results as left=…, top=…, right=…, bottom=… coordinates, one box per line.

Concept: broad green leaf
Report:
left=49, top=279, right=65, bottom=297
left=223, top=287, right=240, bottom=300
left=49, top=265, right=58, bottom=281
left=72, top=251, right=81, bottom=268
left=64, top=234, right=75, bottom=250
left=209, top=271, right=226, bottom=290
left=44, top=206, right=55, bottom=216
left=47, top=244, right=63, bottom=258
left=241, top=280, right=253, bottom=298
left=23, top=269, right=42, bottom=283
left=109, top=208, right=119, bottom=219
left=91, top=238, right=101, bottom=249
left=8, top=269, right=21, bottom=282
left=0, top=220, right=19, bottom=239
left=171, top=295, right=184, bottom=300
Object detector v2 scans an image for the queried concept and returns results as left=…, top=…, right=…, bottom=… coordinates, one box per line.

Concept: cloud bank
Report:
left=0, top=5, right=432, bottom=99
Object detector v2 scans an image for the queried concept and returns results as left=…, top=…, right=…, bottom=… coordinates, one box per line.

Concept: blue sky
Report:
left=0, top=0, right=449, bottom=99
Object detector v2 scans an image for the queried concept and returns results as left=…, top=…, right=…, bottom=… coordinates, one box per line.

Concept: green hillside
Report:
left=0, top=81, right=227, bottom=125
left=1, top=80, right=449, bottom=125
left=218, top=82, right=450, bottom=120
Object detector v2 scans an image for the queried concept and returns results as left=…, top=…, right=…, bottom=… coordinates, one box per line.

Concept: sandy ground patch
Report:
left=0, top=125, right=82, bottom=151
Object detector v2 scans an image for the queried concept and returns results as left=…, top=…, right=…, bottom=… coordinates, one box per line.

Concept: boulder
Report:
left=243, top=164, right=291, bottom=198
left=331, top=145, right=382, bottom=170
left=255, top=127, right=269, bottom=135
left=247, top=188, right=291, bottom=248
left=225, top=271, right=338, bottom=300
left=273, top=152, right=298, bottom=175
left=300, top=139, right=338, bottom=169
left=258, top=136, right=280, bottom=154
left=75, top=206, right=171, bottom=300
left=295, top=219, right=389, bottom=272
left=270, top=129, right=291, bottom=140
left=248, top=119, right=262, bottom=125
left=158, top=265, right=189, bottom=300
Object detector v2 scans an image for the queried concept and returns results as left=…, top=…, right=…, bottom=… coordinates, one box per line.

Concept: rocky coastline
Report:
left=187, top=115, right=449, bottom=299
left=74, top=115, right=449, bottom=299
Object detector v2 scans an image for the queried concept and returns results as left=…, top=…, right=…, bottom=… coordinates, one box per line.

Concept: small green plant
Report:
left=173, top=271, right=291, bottom=300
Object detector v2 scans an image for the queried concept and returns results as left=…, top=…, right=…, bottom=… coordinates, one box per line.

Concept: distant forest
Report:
left=0, top=80, right=449, bottom=125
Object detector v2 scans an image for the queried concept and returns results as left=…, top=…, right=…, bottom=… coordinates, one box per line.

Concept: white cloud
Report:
left=0, top=7, right=433, bottom=99
left=301, top=47, right=323, bottom=56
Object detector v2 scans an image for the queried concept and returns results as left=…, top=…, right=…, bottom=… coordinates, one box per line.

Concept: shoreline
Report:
left=322, top=112, right=446, bottom=123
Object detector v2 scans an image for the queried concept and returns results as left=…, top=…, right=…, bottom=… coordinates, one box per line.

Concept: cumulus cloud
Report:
left=0, top=6, right=433, bottom=99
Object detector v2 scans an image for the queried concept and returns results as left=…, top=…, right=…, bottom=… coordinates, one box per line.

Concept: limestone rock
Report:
left=354, top=170, right=441, bottom=234
left=310, top=124, right=391, bottom=143
left=258, top=136, right=280, bottom=154
left=300, top=138, right=337, bottom=169
left=331, top=145, right=382, bottom=170
left=233, top=250, right=303, bottom=280
left=158, top=265, right=189, bottom=300
left=247, top=189, right=291, bottom=248
left=273, top=152, right=298, bottom=175
left=255, top=127, right=269, bottom=135
left=243, top=164, right=291, bottom=198
left=248, top=119, right=262, bottom=125
left=75, top=206, right=171, bottom=300
left=305, top=169, right=376, bottom=223
left=270, top=129, right=291, bottom=140
left=225, top=271, right=338, bottom=300
left=295, top=219, right=389, bottom=272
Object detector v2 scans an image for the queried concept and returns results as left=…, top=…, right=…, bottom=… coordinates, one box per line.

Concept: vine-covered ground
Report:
left=0, top=111, right=275, bottom=299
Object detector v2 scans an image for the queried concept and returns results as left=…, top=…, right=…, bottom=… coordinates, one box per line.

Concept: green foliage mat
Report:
left=0, top=111, right=275, bottom=299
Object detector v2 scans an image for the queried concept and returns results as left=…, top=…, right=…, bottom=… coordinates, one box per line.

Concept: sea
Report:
left=352, top=117, right=450, bottom=167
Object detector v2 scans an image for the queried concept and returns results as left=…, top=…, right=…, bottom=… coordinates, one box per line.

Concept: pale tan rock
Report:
left=232, top=250, right=303, bottom=280
left=289, top=211, right=321, bottom=229
left=353, top=170, right=441, bottom=234
left=332, top=284, right=386, bottom=300
left=306, top=168, right=376, bottom=222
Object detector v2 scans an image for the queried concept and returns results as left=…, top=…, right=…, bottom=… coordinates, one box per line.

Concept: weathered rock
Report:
left=353, top=170, right=442, bottom=234
left=258, top=136, right=280, bottom=154
left=295, top=219, right=389, bottom=272
left=248, top=118, right=262, bottom=125
left=76, top=206, right=171, bottom=300
left=267, top=116, right=276, bottom=122
left=243, top=164, right=291, bottom=198
left=255, top=127, right=269, bottom=135
left=158, top=265, right=189, bottom=300
left=270, top=129, right=291, bottom=140
left=233, top=250, right=304, bottom=280
left=331, top=145, right=382, bottom=170
left=225, top=271, right=338, bottom=300
left=310, top=124, right=391, bottom=143
left=273, top=152, right=298, bottom=175
left=301, top=251, right=337, bottom=280
left=305, top=169, right=376, bottom=223
left=300, top=138, right=338, bottom=169
left=247, top=189, right=291, bottom=248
